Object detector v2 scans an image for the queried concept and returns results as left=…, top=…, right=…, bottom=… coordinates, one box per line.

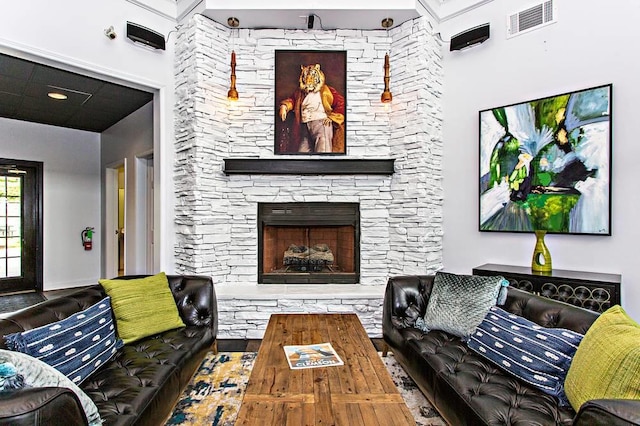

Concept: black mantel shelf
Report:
left=223, top=158, right=395, bottom=175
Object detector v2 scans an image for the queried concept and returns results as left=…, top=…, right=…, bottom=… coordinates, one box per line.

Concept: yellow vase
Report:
left=531, top=230, right=552, bottom=273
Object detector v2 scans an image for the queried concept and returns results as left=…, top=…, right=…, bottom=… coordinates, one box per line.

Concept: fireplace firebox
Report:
left=258, top=203, right=360, bottom=284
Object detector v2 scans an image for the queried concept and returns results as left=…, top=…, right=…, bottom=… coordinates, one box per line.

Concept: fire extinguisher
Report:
left=81, top=227, right=94, bottom=251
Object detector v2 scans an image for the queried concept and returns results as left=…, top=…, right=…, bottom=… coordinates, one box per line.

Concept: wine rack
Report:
left=472, top=263, right=621, bottom=314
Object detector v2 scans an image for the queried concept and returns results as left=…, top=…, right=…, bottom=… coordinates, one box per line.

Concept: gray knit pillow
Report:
left=419, top=271, right=507, bottom=339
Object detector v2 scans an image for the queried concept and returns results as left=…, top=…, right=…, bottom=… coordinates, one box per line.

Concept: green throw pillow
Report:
left=99, top=272, right=185, bottom=344
left=564, top=305, right=640, bottom=411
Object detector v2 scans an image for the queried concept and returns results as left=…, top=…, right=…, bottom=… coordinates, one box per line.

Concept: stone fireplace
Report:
left=174, top=16, right=443, bottom=338
left=259, top=202, right=359, bottom=284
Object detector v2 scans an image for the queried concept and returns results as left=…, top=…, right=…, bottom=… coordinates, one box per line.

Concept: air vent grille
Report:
left=507, top=0, right=556, bottom=38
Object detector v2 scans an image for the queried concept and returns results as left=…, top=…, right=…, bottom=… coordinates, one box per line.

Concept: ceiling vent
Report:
left=507, top=0, right=556, bottom=38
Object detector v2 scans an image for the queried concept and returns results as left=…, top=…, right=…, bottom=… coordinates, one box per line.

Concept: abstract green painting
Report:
left=479, top=84, right=612, bottom=235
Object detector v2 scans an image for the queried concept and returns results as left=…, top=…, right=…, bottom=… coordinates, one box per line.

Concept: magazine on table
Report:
left=283, top=342, right=344, bottom=369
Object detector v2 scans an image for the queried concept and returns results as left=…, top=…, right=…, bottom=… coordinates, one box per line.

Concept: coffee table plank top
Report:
left=235, top=313, right=414, bottom=426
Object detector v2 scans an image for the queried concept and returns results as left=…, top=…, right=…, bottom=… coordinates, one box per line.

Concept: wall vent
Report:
left=507, top=0, right=556, bottom=38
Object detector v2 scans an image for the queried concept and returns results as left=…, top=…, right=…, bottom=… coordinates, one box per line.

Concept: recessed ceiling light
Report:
left=48, top=92, right=68, bottom=100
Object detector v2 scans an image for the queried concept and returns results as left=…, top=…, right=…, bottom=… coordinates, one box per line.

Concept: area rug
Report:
left=381, top=354, right=447, bottom=426
left=165, top=351, right=445, bottom=426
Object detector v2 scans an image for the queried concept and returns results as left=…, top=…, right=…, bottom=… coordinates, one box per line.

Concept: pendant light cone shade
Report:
left=381, top=53, right=392, bottom=103
left=227, top=50, right=239, bottom=101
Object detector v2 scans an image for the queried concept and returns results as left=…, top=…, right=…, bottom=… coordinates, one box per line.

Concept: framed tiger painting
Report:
left=274, top=50, right=347, bottom=155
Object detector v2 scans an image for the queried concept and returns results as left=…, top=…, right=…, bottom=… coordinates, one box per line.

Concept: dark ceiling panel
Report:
left=0, top=100, right=19, bottom=117
left=0, top=56, right=34, bottom=80
left=0, top=75, right=28, bottom=95
left=18, top=102, right=78, bottom=123
left=0, top=53, right=153, bottom=132
left=0, top=91, right=22, bottom=109
left=14, top=107, right=75, bottom=127
left=83, top=90, right=150, bottom=113
left=23, top=85, right=91, bottom=106
left=95, top=81, right=148, bottom=99
left=30, top=66, right=103, bottom=94
left=65, top=108, right=128, bottom=132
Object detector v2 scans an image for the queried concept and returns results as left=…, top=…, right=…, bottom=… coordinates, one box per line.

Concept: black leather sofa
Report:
left=0, top=274, right=217, bottom=426
left=383, top=275, right=640, bottom=426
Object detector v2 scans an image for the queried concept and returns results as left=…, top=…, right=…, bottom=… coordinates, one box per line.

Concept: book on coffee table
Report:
left=283, top=342, right=344, bottom=369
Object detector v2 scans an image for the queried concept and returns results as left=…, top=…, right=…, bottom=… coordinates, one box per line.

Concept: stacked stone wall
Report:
left=174, top=16, right=443, bottom=338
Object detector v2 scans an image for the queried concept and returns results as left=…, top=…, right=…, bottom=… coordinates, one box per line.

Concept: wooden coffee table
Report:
left=235, top=313, right=415, bottom=425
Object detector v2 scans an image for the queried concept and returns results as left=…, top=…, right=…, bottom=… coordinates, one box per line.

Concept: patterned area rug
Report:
left=381, top=354, right=447, bottom=426
left=165, top=351, right=445, bottom=426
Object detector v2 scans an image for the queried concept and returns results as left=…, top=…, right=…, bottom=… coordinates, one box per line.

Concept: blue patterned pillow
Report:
left=467, top=306, right=584, bottom=406
left=5, top=296, right=122, bottom=384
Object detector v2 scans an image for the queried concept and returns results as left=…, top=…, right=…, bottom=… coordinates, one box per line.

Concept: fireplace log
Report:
left=283, top=244, right=335, bottom=272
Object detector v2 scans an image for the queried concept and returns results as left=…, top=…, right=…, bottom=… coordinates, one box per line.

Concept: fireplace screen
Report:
left=259, top=203, right=359, bottom=284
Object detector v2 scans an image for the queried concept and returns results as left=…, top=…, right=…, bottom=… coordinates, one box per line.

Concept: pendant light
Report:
left=380, top=18, right=394, bottom=104
left=227, top=17, right=239, bottom=101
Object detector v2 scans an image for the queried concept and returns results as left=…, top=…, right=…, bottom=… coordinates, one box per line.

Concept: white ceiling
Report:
left=170, top=0, right=493, bottom=29
left=201, top=8, right=419, bottom=31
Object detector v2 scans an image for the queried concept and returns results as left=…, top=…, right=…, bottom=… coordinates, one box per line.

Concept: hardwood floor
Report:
left=0, top=288, right=82, bottom=316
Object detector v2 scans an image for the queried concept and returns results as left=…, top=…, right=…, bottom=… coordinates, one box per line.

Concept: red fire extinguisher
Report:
left=81, top=227, right=94, bottom=251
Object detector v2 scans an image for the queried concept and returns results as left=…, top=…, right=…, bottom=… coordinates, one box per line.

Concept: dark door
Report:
left=0, top=159, right=43, bottom=293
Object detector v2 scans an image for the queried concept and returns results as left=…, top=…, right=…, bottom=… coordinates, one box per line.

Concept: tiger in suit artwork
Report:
left=279, top=64, right=345, bottom=153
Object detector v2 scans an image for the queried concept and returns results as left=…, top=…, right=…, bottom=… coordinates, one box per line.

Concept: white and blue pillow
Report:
left=467, top=306, right=584, bottom=406
left=5, top=296, right=122, bottom=384
left=0, top=349, right=102, bottom=425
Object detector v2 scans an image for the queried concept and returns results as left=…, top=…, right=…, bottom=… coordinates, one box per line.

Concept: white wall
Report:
left=0, top=118, right=101, bottom=290
left=441, top=0, right=640, bottom=320
left=101, top=102, right=154, bottom=276
left=0, top=0, right=177, bottom=273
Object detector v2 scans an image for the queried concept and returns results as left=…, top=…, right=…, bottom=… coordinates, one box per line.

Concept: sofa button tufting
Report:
left=382, top=274, right=616, bottom=425
left=0, top=274, right=218, bottom=426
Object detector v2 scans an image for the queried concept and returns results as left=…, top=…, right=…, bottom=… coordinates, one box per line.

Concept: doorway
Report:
left=0, top=159, right=43, bottom=294
left=136, top=154, right=154, bottom=273
left=117, top=166, right=125, bottom=276
left=105, top=163, right=125, bottom=278
left=105, top=155, right=154, bottom=278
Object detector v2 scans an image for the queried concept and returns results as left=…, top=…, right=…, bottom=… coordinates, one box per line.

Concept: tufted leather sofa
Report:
left=0, top=274, right=217, bottom=426
left=383, top=275, right=640, bottom=426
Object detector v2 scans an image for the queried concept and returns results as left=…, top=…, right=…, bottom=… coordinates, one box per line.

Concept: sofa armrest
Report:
left=573, top=399, right=640, bottom=426
left=0, top=387, right=88, bottom=426
left=382, top=275, right=434, bottom=348
left=167, top=275, right=217, bottom=334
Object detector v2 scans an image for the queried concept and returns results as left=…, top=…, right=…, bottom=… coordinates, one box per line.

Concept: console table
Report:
left=472, top=263, right=621, bottom=313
